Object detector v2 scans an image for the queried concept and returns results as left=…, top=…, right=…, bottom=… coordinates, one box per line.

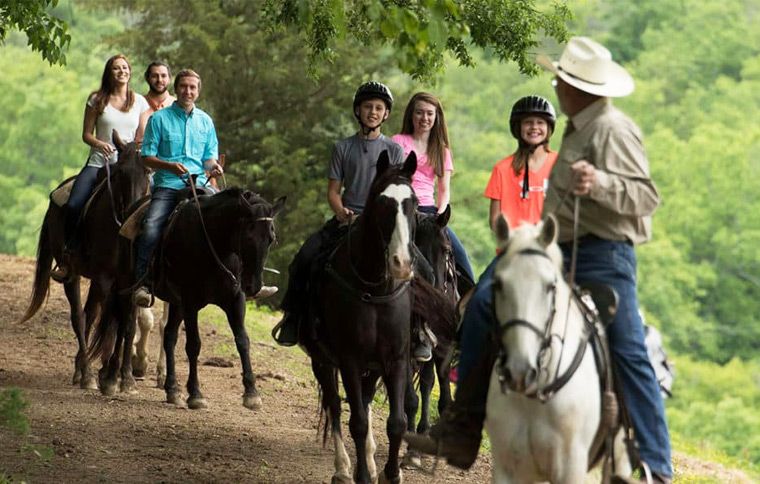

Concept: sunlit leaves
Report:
left=0, top=0, right=71, bottom=65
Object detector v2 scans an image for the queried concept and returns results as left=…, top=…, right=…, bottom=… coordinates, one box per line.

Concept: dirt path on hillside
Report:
left=0, top=254, right=754, bottom=483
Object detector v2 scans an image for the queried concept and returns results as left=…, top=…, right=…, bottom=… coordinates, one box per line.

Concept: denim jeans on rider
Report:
left=456, top=257, right=497, bottom=385
left=417, top=205, right=475, bottom=282
left=560, top=237, right=672, bottom=478
left=134, top=187, right=180, bottom=281
left=64, top=165, right=101, bottom=247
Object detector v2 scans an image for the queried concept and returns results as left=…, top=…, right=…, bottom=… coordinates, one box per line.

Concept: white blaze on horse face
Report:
left=381, top=183, right=414, bottom=280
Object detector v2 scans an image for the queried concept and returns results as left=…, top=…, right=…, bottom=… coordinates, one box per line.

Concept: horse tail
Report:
left=18, top=212, right=54, bottom=323
left=316, top=367, right=340, bottom=447
left=88, top=291, right=117, bottom=361
left=412, top=275, right=457, bottom=345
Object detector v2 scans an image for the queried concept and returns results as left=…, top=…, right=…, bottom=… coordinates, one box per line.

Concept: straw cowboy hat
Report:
left=537, top=36, right=634, bottom=97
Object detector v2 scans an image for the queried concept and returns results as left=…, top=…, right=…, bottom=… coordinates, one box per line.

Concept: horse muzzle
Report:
left=496, top=353, right=539, bottom=395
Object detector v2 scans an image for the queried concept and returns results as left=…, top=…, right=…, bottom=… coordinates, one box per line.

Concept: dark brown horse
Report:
left=19, top=132, right=150, bottom=391
left=90, top=187, right=285, bottom=409
left=402, top=207, right=458, bottom=468
left=302, top=151, right=454, bottom=484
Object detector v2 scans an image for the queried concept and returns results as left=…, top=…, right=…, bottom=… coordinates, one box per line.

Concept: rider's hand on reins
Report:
left=171, top=162, right=190, bottom=176
left=336, top=207, right=355, bottom=224
left=205, top=160, right=224, bottom=178
left=570, top=160, right=597, bottom=196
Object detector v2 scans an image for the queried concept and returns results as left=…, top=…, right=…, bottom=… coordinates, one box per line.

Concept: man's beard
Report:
left=149, top=85, right=168, bottom=96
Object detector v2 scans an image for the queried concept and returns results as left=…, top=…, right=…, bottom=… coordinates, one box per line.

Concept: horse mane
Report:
left=198, top=188, right=268, bottom=211
left=501, top=222, right=563, bottom=271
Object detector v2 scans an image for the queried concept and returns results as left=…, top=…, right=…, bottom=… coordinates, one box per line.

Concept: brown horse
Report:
left=90, top=188, right=285, bottom=408
left=302, top=151, right=454, bottom=484
left=19, top=132, right=150, bottom=391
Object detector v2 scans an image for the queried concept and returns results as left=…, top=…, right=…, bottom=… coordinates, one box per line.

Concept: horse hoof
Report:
left=378, top=469, right=402, bottom=484
left=156, top=375, right=166, bottom=389
left=400, top=451, right=422, bottom=470
left=101, top=382, right=118, bottom=397
left=331, top=475, right=352, bottom=484
left=120, top=378, right=138, bottom=395
left=187, top=397, right=208, bottom=410
left=80, top=375, right=98, bottom=391
left=72, top=370, right=82, bottom=385
left=243, top=394, right=262, bottom=410
left=166, top=392, right=183, bottom=405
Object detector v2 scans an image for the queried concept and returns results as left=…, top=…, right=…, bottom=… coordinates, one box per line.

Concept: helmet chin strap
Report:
left=520, top=139, right=550, bottom=199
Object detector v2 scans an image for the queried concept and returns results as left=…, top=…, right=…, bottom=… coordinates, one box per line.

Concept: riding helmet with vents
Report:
left=353, top=81, right=394, bottom=112
left=509, top=95, right=556, bottom=140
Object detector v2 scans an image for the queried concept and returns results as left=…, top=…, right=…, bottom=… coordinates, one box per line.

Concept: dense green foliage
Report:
left=0, top=0, right=71, bottom=65
left=2, top=0, right=759, bottom=469
left=261, top=0, right=571, bottom=80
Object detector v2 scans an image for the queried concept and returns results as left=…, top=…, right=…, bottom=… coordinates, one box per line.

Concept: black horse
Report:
left=402, top=207, right=459, bottom=467
left=302, top=151, right=454, bottom=484
left=90, top=188, right=285, bottom=409
left=19, top=132, right=150, bottom=391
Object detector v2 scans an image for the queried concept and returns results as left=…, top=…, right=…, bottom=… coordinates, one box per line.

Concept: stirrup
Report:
left=271, top=317, right=298, bottom=347
left=50, top=264, right=72, bottom=283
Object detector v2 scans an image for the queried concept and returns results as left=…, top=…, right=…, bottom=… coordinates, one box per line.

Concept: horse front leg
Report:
left=63, top=278, right=87, bottom=387
left=434, top=354, right=452, bottom=418
left=118, top=293, right=138, bottom=395
left=341, top=364, right=371, bottom=484
left=417, top=360, right=435, bottom=434
left=401, top=365, right=422, bottom=469
left=80, top=281, right=104, bottom=390
left=183, top=308, right=206, bottom=409
left=131, top=306, right=154, bottom=379
left=156, top=300, right=169, bottom=388
left=380, top=358, right=408, bottom=484
left=163, top=303, right=184, bottom=406
left=361, top=372, right=382, bottom=482
left=224, top=293, right=260, bottom=410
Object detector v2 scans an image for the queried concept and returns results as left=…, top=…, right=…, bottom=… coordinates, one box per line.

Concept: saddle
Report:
left=50, top=176, right=77, bottom=207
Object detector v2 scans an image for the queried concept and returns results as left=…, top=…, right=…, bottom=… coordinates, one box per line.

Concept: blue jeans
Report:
left=64, top=165, right=101, bottom=247
left=417, top=206, right=475, bottom=282
left=134, top=187, right=180, bottom=281
left=456, top=239, right=672, bottom=478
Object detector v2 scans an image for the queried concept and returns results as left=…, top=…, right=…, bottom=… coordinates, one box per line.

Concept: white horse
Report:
left=485, top=215, right=630, bottom=484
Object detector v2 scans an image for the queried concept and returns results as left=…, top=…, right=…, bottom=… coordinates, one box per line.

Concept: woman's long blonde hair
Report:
left=400, top=92, right=450, bottom=177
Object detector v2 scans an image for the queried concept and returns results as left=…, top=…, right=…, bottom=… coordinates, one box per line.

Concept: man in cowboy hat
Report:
left=538, top=36, right=672, bottom=483
left=405, top=36, right=672, bottom=483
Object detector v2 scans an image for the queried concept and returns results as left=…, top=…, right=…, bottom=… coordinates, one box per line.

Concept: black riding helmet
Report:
left=353, top=81, right=394, bottom=114
left=509, top=95, right=556, bottom=141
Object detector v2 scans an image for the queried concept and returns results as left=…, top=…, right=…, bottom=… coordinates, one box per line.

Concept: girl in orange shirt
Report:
left=484, top=95, right=557, bottom=230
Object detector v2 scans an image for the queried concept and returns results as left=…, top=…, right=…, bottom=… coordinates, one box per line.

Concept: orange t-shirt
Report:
left=484, top=151, right=558, bottom=228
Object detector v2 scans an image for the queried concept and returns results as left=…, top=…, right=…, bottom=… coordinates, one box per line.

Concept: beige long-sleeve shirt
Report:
left=543, top=98, right=660, bottom=245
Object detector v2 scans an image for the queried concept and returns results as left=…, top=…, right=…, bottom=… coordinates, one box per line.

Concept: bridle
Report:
left=493, top=246, right=593, bottom=402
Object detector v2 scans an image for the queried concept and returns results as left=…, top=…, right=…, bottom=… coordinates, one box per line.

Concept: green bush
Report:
left=0, top=388, right=29, bottom=435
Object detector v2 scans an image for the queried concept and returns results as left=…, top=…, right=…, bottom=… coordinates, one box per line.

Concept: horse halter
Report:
left=493, top=247, right=560, bottom=401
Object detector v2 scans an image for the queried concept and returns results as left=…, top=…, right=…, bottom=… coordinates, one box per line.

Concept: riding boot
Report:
left=404, top=342, right=495, bottom=469
left=51, top=246, right=74, bottom=283
left=272, top=285, right=302, bottom=347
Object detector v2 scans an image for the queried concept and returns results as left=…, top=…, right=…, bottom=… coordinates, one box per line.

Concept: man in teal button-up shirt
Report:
left=134, top=69, right=223, bottom=307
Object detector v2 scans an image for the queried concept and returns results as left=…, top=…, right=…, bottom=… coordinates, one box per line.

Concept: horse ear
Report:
left=402, top=151, right=417, bottom=178
left=495, top=214, right=510, bottom=245
left=436, top=204, right=451, bottom=228
left=272, top=196, right=286, bottom=217
left=539, top=213, right=559, bottom=247
left=376, top=150, right=390, bottom=176
left=112, top=129, right=125, bottom=152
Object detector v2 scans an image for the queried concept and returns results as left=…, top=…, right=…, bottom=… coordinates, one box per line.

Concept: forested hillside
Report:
left=1, top=0, right=759, bottom=472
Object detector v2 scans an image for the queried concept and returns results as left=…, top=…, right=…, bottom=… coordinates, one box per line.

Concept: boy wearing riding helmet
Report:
left=273, top=81, right=405, bottom=347
left=405, top=95, right=559, bottom=470
left=485, top=96, right=558, bottom=230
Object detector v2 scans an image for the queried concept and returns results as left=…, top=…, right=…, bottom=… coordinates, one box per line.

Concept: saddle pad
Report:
left=50, top=178, right=76, bottom=207
left=119, top=198, right=151, bottom=240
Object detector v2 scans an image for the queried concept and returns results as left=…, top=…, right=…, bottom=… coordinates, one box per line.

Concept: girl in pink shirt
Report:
left=393, top=92, right=473, bottom=282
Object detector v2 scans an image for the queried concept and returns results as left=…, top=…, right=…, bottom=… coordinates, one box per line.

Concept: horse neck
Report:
left=197, top=200, right=240, bottom=257
left=351, top=212, right=389, bottom=284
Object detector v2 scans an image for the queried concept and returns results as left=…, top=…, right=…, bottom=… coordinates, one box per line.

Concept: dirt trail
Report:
left=0, top=254, right=753, bottom=483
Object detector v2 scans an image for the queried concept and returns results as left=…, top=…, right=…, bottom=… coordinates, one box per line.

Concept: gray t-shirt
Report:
left=328, top=133, right=404, bottom=213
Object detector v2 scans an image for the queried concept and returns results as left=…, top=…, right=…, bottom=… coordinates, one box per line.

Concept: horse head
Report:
left=237, top=190, right=286, bottom=298
left=492, top=214, right=565, bottom=394
left=111, top=129, right=150, bottom=213
left=363, top=150, right=418, bottom=281
left=415, top=205, right=453, bottom=291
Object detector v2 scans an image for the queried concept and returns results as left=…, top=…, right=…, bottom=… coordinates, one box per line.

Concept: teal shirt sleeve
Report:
left=141, top=114, right=160, bottom=157
left=203, top=118, right=219, bottom=161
